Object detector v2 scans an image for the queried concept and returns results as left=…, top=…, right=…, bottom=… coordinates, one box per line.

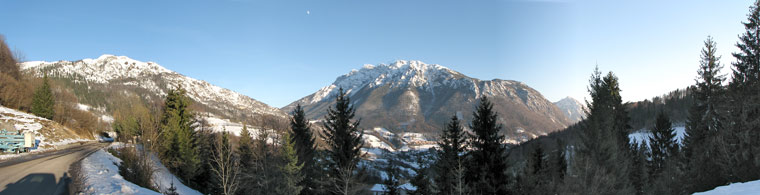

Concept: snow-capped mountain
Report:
left=21, top=55, right=288, bottom=127
left=284, top=60, right=572, bottom=141
left=553, top=96, right=587, bottom=123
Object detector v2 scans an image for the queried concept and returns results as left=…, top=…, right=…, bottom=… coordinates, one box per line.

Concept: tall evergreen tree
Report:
left=235, top=124, right=255, bottom=195
left=251, top=130, right=277, bottom=195
left=434, top=115, right=467, bottom=195
left=238, top=124, right=255, bottom=172
left=465, top=96, right=509, bottom=194
left=289, top=104, right=319, bottom=195
left=160, top=87, right=200, bottom=184
left=648, top=111, right=677, bottom=179
left=726, top=0, right=760, bottom=182
left=682, top=36, right=729, bottom=192
left=31, top=73, right=54, bottom=120
left=276, top=132, right=304, bottom=195
left=568, top=68, right=633, bottom=194
left=320, top=88, right=364, bottom=195
left=629, top=141, right=647, bottom=195
left=192, top=118, right=217, bottom=194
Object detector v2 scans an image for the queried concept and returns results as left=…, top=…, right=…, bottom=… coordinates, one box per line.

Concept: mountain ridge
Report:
left=284, top=60, right=572, bottom=143
left=21, top=54, right=289, bottom=130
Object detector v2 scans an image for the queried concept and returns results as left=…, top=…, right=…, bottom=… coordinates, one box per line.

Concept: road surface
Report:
left=0, top=143, right=105, bottom=195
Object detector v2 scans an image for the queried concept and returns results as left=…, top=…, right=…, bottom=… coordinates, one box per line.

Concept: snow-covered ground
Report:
left=0, top=105, right=90, bottom=146
left=693, top=179, right=760, bottom=195
left=80, top=148, right=160, bottom=195
left=628, top=126, right=687, bottom=147
left=80, top=143, right=201, bottom=195
left=361, top=127, right=436, bottom=157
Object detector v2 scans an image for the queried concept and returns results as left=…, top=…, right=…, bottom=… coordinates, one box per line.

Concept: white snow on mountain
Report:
left=361, top=127, right=437, bottom=158
left=554, top=96, right=587, bottom=123
left=21, top=54, right=285, bottom=118
left=300, top=60, right=468, bottom=105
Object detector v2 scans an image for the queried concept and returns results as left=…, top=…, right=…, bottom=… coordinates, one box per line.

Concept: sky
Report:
left=0, top=0, right=753, bottom=108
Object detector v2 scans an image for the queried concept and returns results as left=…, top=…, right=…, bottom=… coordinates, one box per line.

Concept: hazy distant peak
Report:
left=553, top=96, right=587, bottom=123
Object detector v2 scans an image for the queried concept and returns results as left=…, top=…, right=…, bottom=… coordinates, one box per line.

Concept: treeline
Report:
left=114, top=87, right=377, bottom=195
left=500, top=1, right=760, bottom=194
left=0, top=35, right=107, bottom=137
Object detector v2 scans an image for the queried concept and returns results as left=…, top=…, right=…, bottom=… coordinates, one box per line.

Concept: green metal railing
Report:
left=0, top=129, right=25, bottom=153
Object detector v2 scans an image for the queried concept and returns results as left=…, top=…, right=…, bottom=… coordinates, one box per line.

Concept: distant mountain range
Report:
left=21, top=56, right=581, bottom=145
left=284, top=60, right=574, bottom=143
left=21, top=55, right=288, bottom=132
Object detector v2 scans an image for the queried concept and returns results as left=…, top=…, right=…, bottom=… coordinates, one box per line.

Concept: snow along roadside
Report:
left=693, top=180, right=760, bottom=195
left=79, top=143, right=201, bottom=195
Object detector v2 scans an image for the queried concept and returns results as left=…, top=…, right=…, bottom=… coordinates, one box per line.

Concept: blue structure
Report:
left=0, top=129, right=30, bottom=153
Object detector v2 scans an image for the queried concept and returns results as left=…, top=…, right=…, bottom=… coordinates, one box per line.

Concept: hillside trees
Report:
left=31, top=73, right=55, bottom=120
left=682, top=36, right=729, bottom=192
left=647, top=112, right=677, bottom=180
left=465, top=96, right=510, bottom=194
left=160, top=87, right=200, bottom=184
left=211, top=131, right=240, bottom=195
left=0, top=36, right=32, bottom=110
left=434, top=115, right=468, bottom=195
left=276, top=132, right=304, bottom=195
left=289, top=104, right=320, bottom=195
left=724, top=0, right=760, bottom=182
left=321, top=87, right=364, bottom=195
left=565, top=68, right=634, bottom=194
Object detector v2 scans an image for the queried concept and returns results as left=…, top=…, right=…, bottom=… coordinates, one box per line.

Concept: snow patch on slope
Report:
left=628, top=126, right=687, bottom=147
left=21, top=55, right=285, bottom=118
left=693, top=179, right=760, bottom=195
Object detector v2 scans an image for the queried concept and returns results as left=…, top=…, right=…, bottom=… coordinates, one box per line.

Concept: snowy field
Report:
left=80, top=143, right=201, bottom=195
left=628, top=126, right=687, bottom=147
left=693, top=180, right=760, bottom=195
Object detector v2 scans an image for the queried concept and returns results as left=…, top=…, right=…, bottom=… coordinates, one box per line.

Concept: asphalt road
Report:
left=0, top=143, right=105, bottom=195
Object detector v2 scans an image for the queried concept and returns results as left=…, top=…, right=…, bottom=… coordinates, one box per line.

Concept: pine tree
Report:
left=434, top=115, right=467, bottom=195
left=234, top=124, right=255, bottom=195
left=31, top=73, right=54, bottom=120
left=159, top=87, right=199, bottom=184
left=465, top=96, right=509, bottom=194
left=726, top=0, right=760, bottom=182
left=238, top=124, right=255, bottom=171
left=568, top=68, right=633, bottom=194
left=682, top=36, right=729, bottom=192
left=320, top=88, right=364, bottom=195
left=629, top=141, right=647, bottom=195
left=276, top=132, right=304, bottom=195
left=647, top=111, right=676, bottom=179
left=192, top=118, right=216, bottom=194
left=289, top=104, right=319, bottom=195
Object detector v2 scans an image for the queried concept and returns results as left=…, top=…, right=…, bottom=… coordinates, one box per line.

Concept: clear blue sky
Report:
left=0, top=0, right=752, bottom=108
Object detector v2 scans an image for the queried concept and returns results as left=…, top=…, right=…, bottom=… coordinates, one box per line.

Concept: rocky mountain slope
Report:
left=21, top=55, right=288, bottom=131
left=553, top=97, right=587, bottom=124
left=284, top=60, right=572, bottom=143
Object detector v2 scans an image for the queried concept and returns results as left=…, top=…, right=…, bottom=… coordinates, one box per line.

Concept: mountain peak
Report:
left=305, top=60, right=465, bottom=104
left=21, top=54, right=287, bottom=119
left=554, top=96, right=587, bottom=123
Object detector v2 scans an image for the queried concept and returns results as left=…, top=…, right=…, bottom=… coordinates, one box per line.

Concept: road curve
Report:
left=0, top=143, right=106, bottom=195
